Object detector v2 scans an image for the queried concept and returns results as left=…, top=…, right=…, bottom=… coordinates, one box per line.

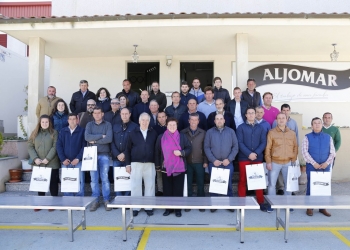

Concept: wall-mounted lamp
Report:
left=132, top=45, right=139, bottom=63
left=166, top=55, right=172, bottom=67
left=330, top=43, right=339, bottom=62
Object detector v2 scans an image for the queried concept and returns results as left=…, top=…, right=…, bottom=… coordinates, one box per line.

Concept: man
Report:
left=104, top=98, right=122, bottom=126
left=265, top=113, right=298, bottom=203
left=180, top=81, right=196, bottom=106
left=78, top=99, right=96, bottom=128
left=125, top=113, right=158, bottom=217
left=85, top=107, right=113, bottom=212
left=189, top=77, right=205, bottom=103
left=212, top=76, right=230, bottom=105
left=111, top=108, right=138, bottom=197
left=207, top=98, right=235, bottom=130
left=56, top=113, right=86, bottom=197
left=153, top=111, right=167, bottom=136
left=164, top=91, right=187, bottom=121
left=236, top=108, right=267, bottom=211
left=302, top=117, right=335, bottom=217
left=197, top=86, right=216, bottom=118
left=255, top=106, right=271, bottom=134
left=204, top=114, right=239, bottom=212
left=182, top=113, right=208, bottom=212
left=226, top=87, right=249, bottom=129
left=70, top=80, right=96, bottom=114
left=241, top=78, right=262, bottom=108
left=149, top=81, right=167, bottom=112
left=262, top=92, right=279, bottom=126
left=322, top=112, right=341, bottom=165
left=116, top=79, right=141, bottom=108
left=178, top=98, right=207, bottom=131
left=133, top=90, right=150, bottom=122
left=36, top=86, right=61, bottom=118
left=148, top=100, right=159, bottom=128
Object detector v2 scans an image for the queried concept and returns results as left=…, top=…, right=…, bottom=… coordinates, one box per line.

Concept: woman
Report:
left=155, top=117, right=192, bottom=217
left=28, top=115, right=60, bottom=212
left=96, top=87, right=112, bottom=113
left=50, top=99, right=69, bottom=133
left=119, top=93, right=133, bottom=114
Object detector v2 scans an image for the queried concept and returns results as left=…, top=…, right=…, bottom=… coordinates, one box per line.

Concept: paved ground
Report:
left=0, top=181, right=349, bottom=250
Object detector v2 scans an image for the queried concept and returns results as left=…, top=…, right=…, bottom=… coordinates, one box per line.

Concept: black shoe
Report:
left=133, top=210, right=139, bottom=217
left=292, top=192, right=296, bottom=196
left=184, top=209, right=191, bottom=212
left=145, top=210, right=154, bottom=216
left=227, top=209, right=235, bottom=213
left=163, top=210, right=173, bottom=216
left=199, top=209, right=205, bottom=212
left=175, top=211, right=182, bottom=217
left=155, top=191, right=163, bottom=196
left=277, top=190, right=284, bottom=195
left=210, top=209, right=217, bottom=213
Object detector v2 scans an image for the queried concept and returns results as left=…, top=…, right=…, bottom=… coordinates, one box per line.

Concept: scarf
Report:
left=161, top=130, right=185, bottom=176
left=98, top=97, right=108, bottom=102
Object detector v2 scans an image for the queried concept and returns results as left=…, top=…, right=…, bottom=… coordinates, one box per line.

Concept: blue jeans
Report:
left=62, top=162, right=85, bottom=197
left=268, top=162, right=292, bottom=196
left=208, top=162, right=234, bottom=197
left=306, top=163, right=331, bottom=196
left=113, top=160, right=131, bottom=196
left=90, top=154, right=110, bottom=201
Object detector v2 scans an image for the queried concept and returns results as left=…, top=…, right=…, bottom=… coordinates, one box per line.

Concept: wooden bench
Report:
left=265, top=195, right=350, bottom=243
left=0, top=196, right=96, bottom=242
left=108, top=196, right=259, bottom=243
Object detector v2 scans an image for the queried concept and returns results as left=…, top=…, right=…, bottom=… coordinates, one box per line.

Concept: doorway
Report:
left=127, top=62, right=160, bottom=94
left=180, top=62, right=214, bottom=88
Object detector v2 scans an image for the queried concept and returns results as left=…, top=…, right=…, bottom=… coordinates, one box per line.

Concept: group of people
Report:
left=29, top=77, right=341, bottom=217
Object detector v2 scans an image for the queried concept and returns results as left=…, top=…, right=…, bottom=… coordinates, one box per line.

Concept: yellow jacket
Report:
left=36, top=96, right=61, bottom=118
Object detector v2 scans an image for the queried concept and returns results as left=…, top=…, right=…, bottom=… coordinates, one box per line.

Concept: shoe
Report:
left=155, top=191, right=163, bottom=196
left=290, top=209, right=294, bottom=213
left=163, top=210, right=173, bottom=216
left=175, top=211, right=182, bottom=217
left=199, top=209, right=205, bottom=212
left=319, top=209, right=331, bottom=217
left=306, top=209, right=313, bottom=216
left=227, top=209, right=235, bottom=213
left=104, top=201, right=112, bottom=211
left=184, top=209, right=191, bottom=212
left=89, top=202, right=100, bottom=212
left=292, top=192, right=296, bottom=196
left=260, top=204, right=274, bottom=213
left=145, top=210, right=154, bottom=216
left=277, top=190, right=284, bottom=195
left=210, top=209, right=217, bottom=213
left=34, top=209, right=41, bottom=212
left=48, top=209, right=55, bottom=212
left=133, top=210, right=139, bottom=217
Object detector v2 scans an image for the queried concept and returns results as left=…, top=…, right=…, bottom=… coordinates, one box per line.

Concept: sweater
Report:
left=149, top=90, right=167, bottom=111
left=322, top=126, right=341, bottom=151
left=262, top=105, right=280, bottom=126
left=70, top=90, right=96, bottom=113
left=189, top=88, right=205, bottom=103
left=85, top=120, right=112, bottom=154
left=213, top=87, right=231, bottom=104
left=36, top=96, right=62, bottom=118
left=178, top=111, right=207, bottom=131
left=207, top=111, right=236, bottom=131
left=197, top=100, right=217, bottom=118
left=56, top=125, right=85, bottom=162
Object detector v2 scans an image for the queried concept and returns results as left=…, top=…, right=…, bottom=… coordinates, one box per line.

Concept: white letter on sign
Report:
left=263, top=69, right=274, bottom=81
left=328, top=75, right=338, bottom=86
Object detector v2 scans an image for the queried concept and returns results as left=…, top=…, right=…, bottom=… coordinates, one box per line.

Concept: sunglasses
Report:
left=111, top=102, right=120, bottom=105
left=87, top=104, right=95, bottom=106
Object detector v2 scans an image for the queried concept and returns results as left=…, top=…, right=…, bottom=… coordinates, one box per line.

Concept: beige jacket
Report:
left=36, top=96, right=61, bottom=118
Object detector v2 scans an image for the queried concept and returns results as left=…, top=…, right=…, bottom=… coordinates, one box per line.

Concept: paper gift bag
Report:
left=246, top=163, right=266, bottom=190
left=183, top=174, right=188, bottom=197
left=81, top=146, right=97, bottom=171
left=114, top=167, right=131, bottom=192
left=29, top=166, right=52, bottom=192
left=310, top=171, right=331, bottom=196
left=209, top=167, right=230, bottom=195
left=61, top=166, right=80, bottom=193
left=286, top=166, right=299, bottom=192
left=262, top=162, right=269, bottom=186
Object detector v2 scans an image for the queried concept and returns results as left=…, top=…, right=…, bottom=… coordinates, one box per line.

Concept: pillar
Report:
left=235, top=33, right=249, bottom=90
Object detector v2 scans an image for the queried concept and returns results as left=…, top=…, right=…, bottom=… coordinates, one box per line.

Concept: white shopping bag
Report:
left=114, top=167, right=131, bottom=192
left=310, top=171, right=331, bottom=196
left=286, top=166, right=299, bottom=192
left=183, top=174, right=188, bottom=197
left=29, top=166, right=52, bottom=192
left=81, top=146, right=97, bottom=171
left=246, top=163, right=267, bottom=190
left=209, top=167, right=230, bottom=195
left=294, top=157, right=301, bottom=177
left=61, top=166, right=80, bottom=193
left=262, top=162, right=269, bottom=186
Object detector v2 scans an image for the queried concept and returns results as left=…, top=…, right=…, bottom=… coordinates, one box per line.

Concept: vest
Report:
left=306, top=131, right=330, bottom=164
left=241, top=89, right=261, bottom=108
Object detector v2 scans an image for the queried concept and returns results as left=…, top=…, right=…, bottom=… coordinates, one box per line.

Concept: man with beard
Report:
left=36, top=86, right=61, bottom=118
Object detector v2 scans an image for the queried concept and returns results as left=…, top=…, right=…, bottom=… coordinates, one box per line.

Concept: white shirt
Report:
left=69, top=125, right=77, bottom=134
left=140, top=128, right=148, bottom=140
left=234, top=101, right=244, bottom=128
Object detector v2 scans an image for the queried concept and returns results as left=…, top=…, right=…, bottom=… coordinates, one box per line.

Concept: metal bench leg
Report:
left=284, top=209, right=290, bottom=243
left=236, top=208, right=240, bottom=231
left=122, top=207, right=127, bottom=241
left=82, top=209, right=87, bottom=230
left=240, top=209, right=245, bottom=243
left=68, top=209, right=74, bottom=242
left=130, top=208, right=134, bottom=229
left=276, top=208, right=280, bottom=230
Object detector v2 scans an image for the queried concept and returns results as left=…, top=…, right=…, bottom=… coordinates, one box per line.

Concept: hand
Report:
left=291, top=161, right=296, bottom=166
left=222, top=159, right=230, bottom=166
left=117, top=153, right=125, bottom=162
left=126, top=166, right=131, bottom=174
left=89, top=141, right=95, bottom=144
left=203, top=163, right=208, bottom=168
left=62, top=159, right=70, bottom=166
left=155, top=166, right=161, bottom=171
left=102, top=135, right=106, bottom=138
left=34, top=158, right=42, bottom=165
left=266, top=163, right=272, bottom=171
left=41, top=158, right=49, bottom=165
left=71, top=159, right=79, bottom=166
left=248, top=153, right=257, bottom=161
left=213, top=160, right=222, bottom=167
left=173, top=150, right=182, bottom=157
left=313, top=163, right=321, bottom=169
left=320, top=162, right=328, bottom=169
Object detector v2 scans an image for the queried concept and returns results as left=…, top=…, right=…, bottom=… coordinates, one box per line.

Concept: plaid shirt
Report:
left=301, top=135, right=336, bottom=166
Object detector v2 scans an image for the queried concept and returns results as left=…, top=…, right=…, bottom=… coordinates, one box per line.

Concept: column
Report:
left=235, top=34, right=249, bottom=90
left=28, top=37, right=45, bottom=134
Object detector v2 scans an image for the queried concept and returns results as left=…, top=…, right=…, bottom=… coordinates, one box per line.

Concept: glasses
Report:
left=111, top=102, right=120, bottom=105
left=87, top=104, right=95, bottom=107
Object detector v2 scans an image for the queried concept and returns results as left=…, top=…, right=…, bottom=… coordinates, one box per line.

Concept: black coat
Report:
left=178, top=111, right=207, bottom=131
left=149, top=91, right=167, bottom=112
left=180, top=92, right=197, bottom=106
left=132, top=102, right=150, bottom=122
left=70, top=90, right=96, bottom=113
left=104, top=110, right=122, bottom=126
left=111, top=121, right=138, bottom=159
left=165, top=104, right=187, bottom=121
left=213, top=87, right=231, bottom=104
left=225, top=99, right=249, bottom=123
left=207, top=111, right=236, bottom=131
left=96, top=98, right=112, bottom=113
left=116, top=89, right=141, bottom=108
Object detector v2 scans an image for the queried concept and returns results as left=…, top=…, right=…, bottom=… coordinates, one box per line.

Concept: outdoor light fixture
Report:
left=330, top=43, right=339, bottom=62
left=132, top=45, right=139, bottom=63
left=166, top=55, right=173, bottom=67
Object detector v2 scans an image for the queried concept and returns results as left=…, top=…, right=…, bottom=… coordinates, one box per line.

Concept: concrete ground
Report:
left=0, top=181, right=349, bottom=250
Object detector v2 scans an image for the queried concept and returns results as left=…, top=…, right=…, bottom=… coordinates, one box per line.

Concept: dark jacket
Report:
left=149, top=90, right=167, bottom=112
left=70, top=90, right=96, bottom=113
left=236, top=122, right=267, bottom=162
left=154, top=123, right=167, bottom=135
left=78, top=111, right=94, bottom=129
left=241, top=89, right=261, bottom=108
left=165, top=104, right=187, bottom=121
left=85, top=120, right=113, bottom=154
left=125, top=127, right=158, bottom=165
left=155, top=132, right=192, bottom=168
left=96, top=98, right=112, bottom=113
left=207, top=111, right=236, bottom=131
left=132, top=102, right=150, bottom=122
left=180, top=92, right=197, bottom=106
left=181, top=127, right=208, bottom=164
left=149, top=112, right=158, bottom=128
left=226, top=99, right=249, bottom=123
left=116, top=89, right=141, bottom=108
left=178, top=111, right=207, bottom=131
left=56, top=125, right=85, bottom=162
left=104, top=110, right=121, bottom=126
left=111, top=121, right=138, bottom=160
left=51, top=112, right=68, bottom=133
left=213, top=87, right=231, bottom=104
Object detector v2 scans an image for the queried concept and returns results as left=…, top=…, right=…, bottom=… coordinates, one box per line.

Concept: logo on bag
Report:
left=33, top=175, right=48, bottom=182
left=313, top=181, right=329, bottom=186
left=83, top=154, right=93, bottom=161
left=116, top=176, right=130, bottom=180
left=63, top=177, right=77, bottom=181
left=292, top=176, right=298, bottom=181
left=212, top=176, right=227, bottom=184
left=249, top=172, right=263, bottom=179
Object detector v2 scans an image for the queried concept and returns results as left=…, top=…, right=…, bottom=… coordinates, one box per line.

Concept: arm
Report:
left=334, top=128, right=341, bottom=152
left=111, top=132, right=121, bottom=159
left=294, top=121, right=300, bottom=146
left=95, top=122, right=113, bottom=144
left=28, top=139, right=39, bottom=161
left=84, top=123, right=103, bottom=142
left=301, top=136, right=316, bottom=165
left=69, top=94, right=76, bottom=113
left=154, top=134, right=162, bottom=167
left=264, top=132, right=273, bottom=164
left=292, top=134, right=298, bottom=162
left=180, top=134, right=192, bottom=157
left=56, top=132, right=66, bottom=162
left=236, top=126, right=253, bottom=158
left=225, top=90, right=231, bottom=104
left=45, top=131, right=58, bottom=161
left=255, top=127, right=267, bottom=156
left=75, top=129, right=86, bottom=161
left=227, top=130, right=239, bottom=162
left=124, top=135, right=132, bottom=166
left=325, top=137, right=336, bottom=165
left=160, top=94, right=167, bottom=111
left=35, top=101, right=41, bottom=118
left=204, top=132, right=216, bottom=163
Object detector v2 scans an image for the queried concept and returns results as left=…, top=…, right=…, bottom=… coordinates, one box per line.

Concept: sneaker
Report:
left=289, top=209, right=294, bottom=213
left=277, top=190, right=284, bottom=195
left=267, top=206, right=274, bottom=213
left=104, top=201, right=112, bottom=211
left=90, top=201, right=100, bottom=212
left=145, top=210, right=154, bottom=216
left=260, top=204, right=274, bottom=213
